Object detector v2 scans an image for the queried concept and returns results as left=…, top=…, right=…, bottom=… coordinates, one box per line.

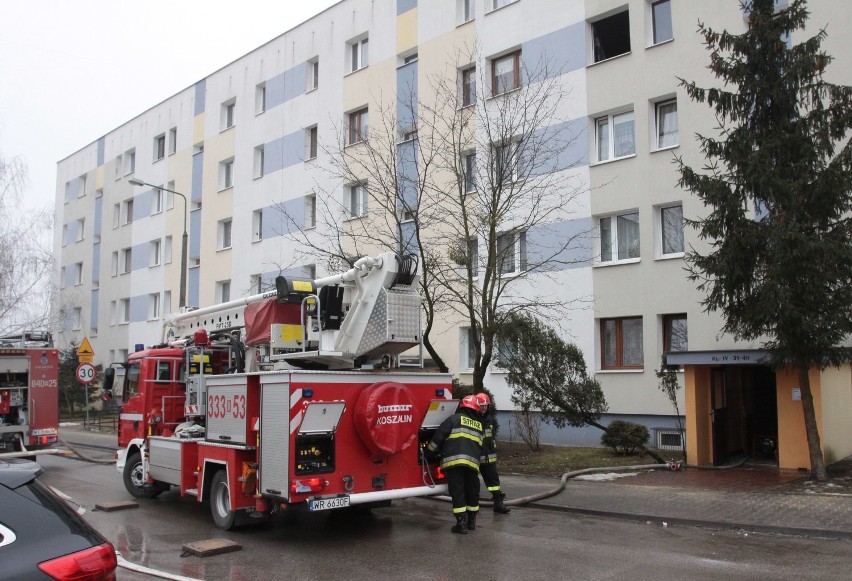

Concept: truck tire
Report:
left=210, top=470, right=237, bottom=530
left=123, top=452, right=163, bottom=499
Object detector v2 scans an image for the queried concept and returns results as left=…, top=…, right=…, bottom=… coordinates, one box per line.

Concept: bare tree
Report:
left=0, top=154, right=55, bottom=337
left=273, top=47, right=591, bottom=382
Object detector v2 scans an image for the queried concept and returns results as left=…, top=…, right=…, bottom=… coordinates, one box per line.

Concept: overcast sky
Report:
left=0, top=0, right=338, bottom=213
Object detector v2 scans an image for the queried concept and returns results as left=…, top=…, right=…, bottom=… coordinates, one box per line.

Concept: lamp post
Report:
left=128, top=178, right=189, bottom=309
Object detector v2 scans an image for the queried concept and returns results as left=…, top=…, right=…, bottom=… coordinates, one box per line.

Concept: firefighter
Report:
left=476, top=392, right=511, bottom=514
left=426, top=394, right=484, bottom=534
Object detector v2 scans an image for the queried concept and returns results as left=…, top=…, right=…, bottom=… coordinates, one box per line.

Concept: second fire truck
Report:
left=108, top=252, right=456, bottom=529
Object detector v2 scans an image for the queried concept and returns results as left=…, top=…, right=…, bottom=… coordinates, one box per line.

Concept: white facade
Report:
left=54, top=0, right=850, bottom=444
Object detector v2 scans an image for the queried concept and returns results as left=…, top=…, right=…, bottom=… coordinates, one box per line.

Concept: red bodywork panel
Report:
left=0, top=348, right=59, bottom=448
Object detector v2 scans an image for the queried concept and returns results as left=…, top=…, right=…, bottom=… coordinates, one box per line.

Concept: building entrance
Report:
left=711, top=366, right=778, bottom=466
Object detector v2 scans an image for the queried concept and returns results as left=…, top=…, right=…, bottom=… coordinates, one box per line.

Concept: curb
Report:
left=524, top=501, right=852, bottom=541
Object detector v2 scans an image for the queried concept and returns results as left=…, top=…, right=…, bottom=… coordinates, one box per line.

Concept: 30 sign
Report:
left=76, top=363, right=96, bottom=384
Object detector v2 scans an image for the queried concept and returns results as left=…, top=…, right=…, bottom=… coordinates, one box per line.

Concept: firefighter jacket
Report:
left=426, top=408, right=484, bottom=471
left=480, top=416, right=498, bottom=465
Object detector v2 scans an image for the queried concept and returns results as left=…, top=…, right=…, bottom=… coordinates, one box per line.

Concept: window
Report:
left=109, top=301, right=116, bottom=326
left=163, top=291, right=172, bottom=316
left=492, top=51, right=520, bottom=96
left=119, top=299, right=130, bottom=324
left=651, top=0, right=673, bottom=44
left=169, top=127, right=177, bottom=154
left=461, top=66, right=476, bottom=107
left=150, top=239, right=161, bottom=267
left=155, top=361, right=170, bottom=382
left=349, top=183, right=368, bottom=218
left=154, top=133, right=166, bottom=161
left=308, top=58, right=319, bottom=91
left=596, top=110, right=635, bottom=161
left=492, top=0, right=518, bottom=9
left=72, top=307, right=82, bottom=331
left=468, top=236, right=479, bottom=277
left=75, top=218, right=85, bottom=242
left=111, top=251, right=118, bottom=277
left=252, top=210, right=263, bottom=242
left=305, top=194, right=317, bottom=229
left=151, top=187, right=163, bottom=215
left=307, top=126, right=318, bottom=160
left=123, top=199, right=134, bottom=224
left=218, top=219, right=233, bottom=250
left=663, top=314, right=688, bottom=353
left=164, top=236, right=173, bottom=264
left=254, top=145, right=265, bottom=178
left=349, top=37, right=369, bottom=73
left=149, top=293, right=160, bottom=320
left=655, top=100, right=678, bottom=149
left=166, top=180, right=176, bottom=209
left=659, top=204, right=684, bottom=256
left=462, top=327, right=478, bottom=370
left=494, top=139, right=523, bottom=184
left=497, top=230, right=527, bottom=274
left=348, top=108, right=368, bottom=145
left=220, top=158, right=234, bottom=190
left=496, top=334, right=517, bottom=368
left=403, top=53, right=418, bottom=65
left=601, top=317, right=643, bottom=369
left=114, top=155, right=122, bottom=180
left=124, top=149, right=136, bottom=174
left=74, top=262, right=83, bottom=286
left=78, top=175, right=87, bottom=198
left=256, top=83, right=267, bottom=114
left=459, top=0, right=475, bottom=23
left=599, top=212, right=640, bottom=263
left=591, top=9, right=631, bottom=63
left=217, top=280, right=231, bottom=303
left=121, top=247, right=132, bottom=274
left=221, top=99, right=236, bottom=131
left=402, top=127, right=418, bottom=141
left=464, top=152, right=477, bottom=193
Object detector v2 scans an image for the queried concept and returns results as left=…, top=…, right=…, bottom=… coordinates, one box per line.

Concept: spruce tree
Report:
left=677, top=0, right=852, bottom=480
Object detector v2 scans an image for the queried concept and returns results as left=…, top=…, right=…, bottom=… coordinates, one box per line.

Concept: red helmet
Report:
left=475, top=393, right=491, bottom=413
left=460, top=394, right=479, bottom=412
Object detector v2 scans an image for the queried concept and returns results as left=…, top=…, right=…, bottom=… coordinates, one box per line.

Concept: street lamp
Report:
left=128, top=177, right=189, bottom=309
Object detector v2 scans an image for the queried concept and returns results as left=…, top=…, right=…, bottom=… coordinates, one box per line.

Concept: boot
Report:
left=466, top=510, right=477, bottom=531
left=451, top=513, right=468, bottom=534
left=493, top=492, right=511, bottom=514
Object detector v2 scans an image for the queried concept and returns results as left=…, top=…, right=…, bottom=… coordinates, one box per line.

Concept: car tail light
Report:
left=37, top=542, right=117, bottom=581
left=290, top=478, right=326, bottom=494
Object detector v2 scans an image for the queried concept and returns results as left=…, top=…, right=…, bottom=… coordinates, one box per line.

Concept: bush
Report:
left=601, top=420, right=649, bottom=456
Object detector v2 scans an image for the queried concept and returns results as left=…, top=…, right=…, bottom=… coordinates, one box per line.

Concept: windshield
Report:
left=123, top=362, right=141, bottom=403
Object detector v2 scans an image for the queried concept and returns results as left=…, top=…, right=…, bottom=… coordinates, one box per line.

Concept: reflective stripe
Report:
left=467, top=505, right=479, bottom=512
left=453, top=506, right=467, bottom=514
left=120, top=413, right=143, bottom=421
left=487, top=485, right=500, bottom=492
left=442, top=458, right=479, bottom=470
left=447, top=432, right=483, bottom=445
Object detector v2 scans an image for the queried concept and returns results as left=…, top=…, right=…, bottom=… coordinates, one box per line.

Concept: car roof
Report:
left=0, top=459, right=44, bottom=489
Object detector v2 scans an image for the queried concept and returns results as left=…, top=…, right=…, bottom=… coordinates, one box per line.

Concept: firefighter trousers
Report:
left=480, top=461, right=501, bottom=493
left=446, top=466, right=480, bottom=514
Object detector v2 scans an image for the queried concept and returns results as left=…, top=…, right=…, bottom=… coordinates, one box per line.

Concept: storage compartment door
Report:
left=259, top=382, right=291, bottom=498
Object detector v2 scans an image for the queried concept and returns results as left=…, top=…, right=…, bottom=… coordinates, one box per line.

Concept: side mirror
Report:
left=104, top=367, right=115, bottom=387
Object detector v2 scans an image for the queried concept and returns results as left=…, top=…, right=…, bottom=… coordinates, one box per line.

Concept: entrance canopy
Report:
left=666, top=349, right=770, bottom=367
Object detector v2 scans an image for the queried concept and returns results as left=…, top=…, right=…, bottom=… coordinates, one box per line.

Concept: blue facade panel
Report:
left=129, top=295, right=147, bottom=323
left=133, top=187, right=152, bottom=218
left=97, top=137, right=105, bottom=166
left=90, top=289, right=99, bottom=330
left=131, top=242, right=149, bottom=271
left=396, top=140, right=419, bottom=210
left=264, top=130, right=305, bottom=175
left=397, top=0, right=417, bottom=16
left=261, top=198, right=303, bottom=239
left=527, top=118, right=589, bottom=177
left=266, top=63, right=307, bottom=110
left=396, top=61, right=418, bottom=131
left=525, top=217, right=594, bottom=273
left=194, top=79, right=206, bottom=115
left=91, top=242, right=100, bottom=284
left=189, top=209, right=201, bottom=259
left=191, top=152, right=204, bottom=202
left=400, top=221, right=419, bottom=255
left=188, top=266, right=200, bottom=308
left=522, top=22, right=586, bottom=82
left=93, top=195, right=102, bottom=236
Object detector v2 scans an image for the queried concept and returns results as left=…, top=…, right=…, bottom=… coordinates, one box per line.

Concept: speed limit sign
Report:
left=76, top=362, right=96, bottom=384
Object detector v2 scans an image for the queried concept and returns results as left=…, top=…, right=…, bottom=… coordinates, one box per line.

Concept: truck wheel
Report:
left=210, top=470, right=237, bottom=530
left=123, top=452, right=162, bottom=499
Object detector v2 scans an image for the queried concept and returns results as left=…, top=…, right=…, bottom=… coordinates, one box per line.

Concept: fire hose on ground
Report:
left=58, top=438, right=116, bottom=465
left=434, top=457, right=750, bottom=507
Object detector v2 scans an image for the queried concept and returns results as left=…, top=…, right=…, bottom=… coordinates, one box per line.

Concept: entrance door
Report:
left=711, top=368, right=728, bottom=466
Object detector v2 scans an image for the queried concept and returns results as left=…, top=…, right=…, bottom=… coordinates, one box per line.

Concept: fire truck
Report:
left=108, top=252, right=457, bottom=529
left=0, top=332, right=60, bottom=458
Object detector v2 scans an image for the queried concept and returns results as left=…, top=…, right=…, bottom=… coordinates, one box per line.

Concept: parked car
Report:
left=0, top=458, right=117, bottom=580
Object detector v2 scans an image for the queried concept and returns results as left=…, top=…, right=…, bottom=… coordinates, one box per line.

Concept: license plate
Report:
left=308, top=496, right=350, bottom=511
